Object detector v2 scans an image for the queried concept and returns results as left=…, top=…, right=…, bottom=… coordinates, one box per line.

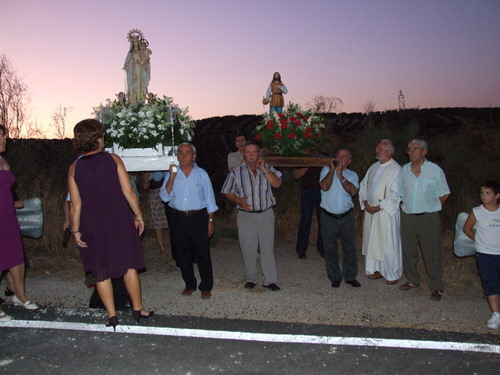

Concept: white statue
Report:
left=123, top=29, right=151, bottom=104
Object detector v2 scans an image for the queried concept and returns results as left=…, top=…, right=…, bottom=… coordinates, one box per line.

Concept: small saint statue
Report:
left=264, top=72, right=288, bottom=114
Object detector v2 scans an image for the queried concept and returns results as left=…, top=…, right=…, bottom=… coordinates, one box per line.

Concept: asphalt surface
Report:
left=1, top=235, right=499, bottom=374
left=1, top=307, right=499, bottom=375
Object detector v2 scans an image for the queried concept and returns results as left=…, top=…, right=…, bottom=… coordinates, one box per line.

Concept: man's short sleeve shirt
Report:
left=319, top=167, right=359, bottom=214
left=399, top=160, right=450, bottom=214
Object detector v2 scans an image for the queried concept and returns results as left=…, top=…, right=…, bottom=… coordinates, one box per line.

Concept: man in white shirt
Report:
left=398, top=139, right=450, bottom=301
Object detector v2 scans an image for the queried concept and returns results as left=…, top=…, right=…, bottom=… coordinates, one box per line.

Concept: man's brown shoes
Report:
left=201, top=291, right=212, bottom=300
left=182, top=288, right=196, bottom=296
left=431, top=290, right=443, bottom=301
left=368, top=271, right=382, bottom=280
left=399, top=282, right=418, bottom=290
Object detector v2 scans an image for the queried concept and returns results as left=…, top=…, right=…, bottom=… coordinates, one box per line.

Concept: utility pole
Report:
left=398, top=90, right=405, bottom=127
left=398, top=90, right=405, bottom=111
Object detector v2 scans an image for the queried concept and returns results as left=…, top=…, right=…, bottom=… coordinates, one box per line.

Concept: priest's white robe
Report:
left=359, top=159, right=402, bottom=281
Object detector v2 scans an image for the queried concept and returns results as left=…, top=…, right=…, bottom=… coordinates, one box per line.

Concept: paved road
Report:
left=1, top=307, right=498, bottom=374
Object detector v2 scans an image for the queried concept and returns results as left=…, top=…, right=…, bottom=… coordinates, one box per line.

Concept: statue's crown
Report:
left=127, top=29, right=144, bottom=42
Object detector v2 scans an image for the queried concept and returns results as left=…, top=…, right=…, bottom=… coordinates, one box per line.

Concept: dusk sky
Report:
left=2, top=0, right=499, bottom=138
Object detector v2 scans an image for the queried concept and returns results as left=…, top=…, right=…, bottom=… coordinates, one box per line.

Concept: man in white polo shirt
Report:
left=398, top=139, right=450, bottom=301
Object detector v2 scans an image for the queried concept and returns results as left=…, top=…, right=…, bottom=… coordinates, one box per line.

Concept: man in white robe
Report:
left=359, top=139, right=402, bottom=284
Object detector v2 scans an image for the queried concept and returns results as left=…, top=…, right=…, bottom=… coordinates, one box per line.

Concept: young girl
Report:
left=463, top=180, right=500, bottom=329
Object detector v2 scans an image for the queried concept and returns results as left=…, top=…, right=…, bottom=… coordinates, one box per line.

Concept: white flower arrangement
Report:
left=95, top=95, right=194, bottom=149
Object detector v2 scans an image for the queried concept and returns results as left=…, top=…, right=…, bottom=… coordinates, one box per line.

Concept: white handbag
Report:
left=16, top=198, right=44, bottom=238
left=453, top=212, right=475, bottom=257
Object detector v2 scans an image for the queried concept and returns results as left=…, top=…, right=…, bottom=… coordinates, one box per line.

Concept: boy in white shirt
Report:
left=463, top=180, right=500, bottom=329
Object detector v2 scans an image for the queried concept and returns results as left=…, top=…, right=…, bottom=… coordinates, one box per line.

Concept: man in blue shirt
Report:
left=398, top=139, right=450, bottom=301
left=319, top=149, right=360, bottom=288
left=160, top=143, right=218, bottom=300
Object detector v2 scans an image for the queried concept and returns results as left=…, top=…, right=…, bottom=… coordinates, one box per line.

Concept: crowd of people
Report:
left=1, top=119, right=498, bottom=331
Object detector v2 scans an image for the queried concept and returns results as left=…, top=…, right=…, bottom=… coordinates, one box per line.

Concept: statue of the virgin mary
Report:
left=123, top=29, right=151, bottom=104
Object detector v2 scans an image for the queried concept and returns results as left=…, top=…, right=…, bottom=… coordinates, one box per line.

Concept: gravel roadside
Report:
left=10, top=235, right=495, bottom=336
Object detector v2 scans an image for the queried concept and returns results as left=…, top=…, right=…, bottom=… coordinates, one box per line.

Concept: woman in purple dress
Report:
left=68, top=119, right=153, bottom=330
left=0, top=125, right=39, bottom=322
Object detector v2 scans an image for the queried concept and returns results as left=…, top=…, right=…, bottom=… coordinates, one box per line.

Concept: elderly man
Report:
left=359, top=140, right=402, bottom=284
left=319, top=149, right=360, bottom=288
left=398, top=139, right=450, bottom=301
left=222, top=141, right=282, bottom=291
left=159, top=143, right=218, bottom=300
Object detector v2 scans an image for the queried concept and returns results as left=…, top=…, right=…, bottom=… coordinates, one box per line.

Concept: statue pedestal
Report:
left=120, top=155, right=177, bottom=172
left=113, top=143, right=164, bottom=157
left=263, top=156, right=331, bottom=168
left=105, top=144, right=177, bottom=172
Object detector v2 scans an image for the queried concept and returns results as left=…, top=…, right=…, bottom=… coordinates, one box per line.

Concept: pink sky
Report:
left=2, top=0, right=499, bottom=138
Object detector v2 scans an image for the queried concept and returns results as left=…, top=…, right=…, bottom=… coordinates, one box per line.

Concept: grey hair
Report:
left=380, top=139, right=395, bottom=153
left=337, top=148, right=352, bottom=159
left=178, top=142, right=196, bottom=154
left=408, top=139, right=428, bottom=150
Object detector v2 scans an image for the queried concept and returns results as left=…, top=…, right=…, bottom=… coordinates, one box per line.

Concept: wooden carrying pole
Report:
left=263, top=156, right=332, bottom=168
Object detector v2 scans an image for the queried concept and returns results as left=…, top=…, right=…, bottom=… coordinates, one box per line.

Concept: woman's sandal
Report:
left=132, top=309, right=154, bottom=322
left=105, top=316, right=118, bottom=331
left=0, top=311, right=13, bottom=322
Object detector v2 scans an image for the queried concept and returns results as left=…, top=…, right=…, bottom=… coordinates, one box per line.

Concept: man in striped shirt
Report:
left=222, top=142, right=282, bottom=291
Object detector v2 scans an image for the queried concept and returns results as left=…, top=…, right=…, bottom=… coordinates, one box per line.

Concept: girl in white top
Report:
left=464, top=180, right=500, bottom=329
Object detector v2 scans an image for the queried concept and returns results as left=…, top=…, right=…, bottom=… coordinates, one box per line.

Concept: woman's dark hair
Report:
left=234, top=132, right=247, bottom=141
left=73, top=119, right=104, bottom=154
left=0, top=125, right=6, bottom=136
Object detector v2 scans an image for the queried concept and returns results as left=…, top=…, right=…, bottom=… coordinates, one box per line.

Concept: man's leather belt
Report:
left=238, top=208, right=270, bottom=214
left=321, top=208, right=352, bottom=220
left=410, top=213, right=425, bottom=216
left=170, top=208, right=205, bottom=216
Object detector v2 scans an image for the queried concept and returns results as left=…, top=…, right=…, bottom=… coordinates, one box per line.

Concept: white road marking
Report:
left=3, top=320, right=499, bottom=354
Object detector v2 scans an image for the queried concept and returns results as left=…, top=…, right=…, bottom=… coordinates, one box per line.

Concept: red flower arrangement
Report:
left=254, top=103, right=326, bottom=156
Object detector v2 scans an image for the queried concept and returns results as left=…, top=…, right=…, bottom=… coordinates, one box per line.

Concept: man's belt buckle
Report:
left=323, top=208, right=351, bottom=220
left=173, top=208, right=203, bottom=216
left=238, top=208, right=268, bottom=214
